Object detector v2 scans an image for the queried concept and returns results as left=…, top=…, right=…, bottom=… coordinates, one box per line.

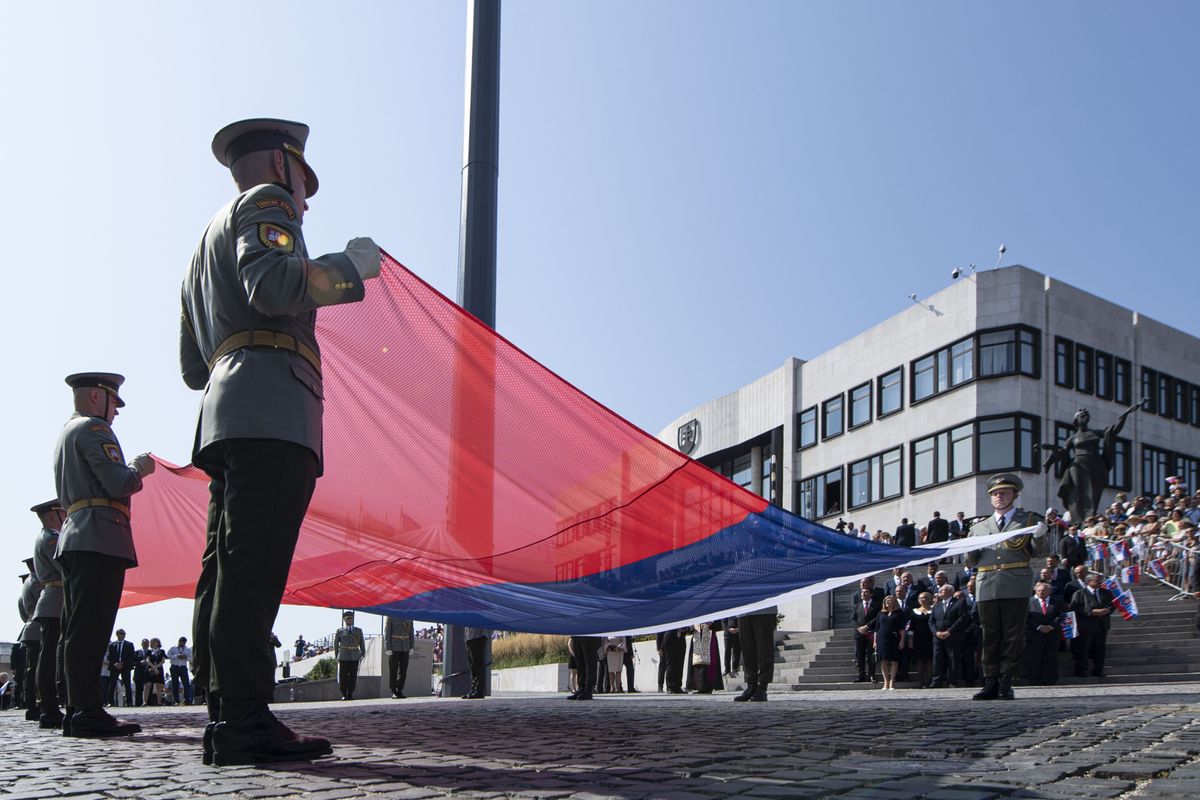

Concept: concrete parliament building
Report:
left=657, top=265, right=1200, bottom=632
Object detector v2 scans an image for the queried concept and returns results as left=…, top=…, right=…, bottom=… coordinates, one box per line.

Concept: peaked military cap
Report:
left=987, top=473, right=1024, bottom=494
left=65, top=372, right=126, bottom=407
left=30, top=499, right=62, bottom=514
left=212, top=117, right=319, bottom=197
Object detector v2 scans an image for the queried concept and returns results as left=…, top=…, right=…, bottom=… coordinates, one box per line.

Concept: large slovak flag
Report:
left=125, top=254, right=1028, bottom=635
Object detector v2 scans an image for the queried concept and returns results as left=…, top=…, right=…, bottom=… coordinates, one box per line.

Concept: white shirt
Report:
left=167, top=645, right=192, bottom=668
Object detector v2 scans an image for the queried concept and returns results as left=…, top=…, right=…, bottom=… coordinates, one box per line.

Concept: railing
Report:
left=1087, top=535, right=1199, bottom=601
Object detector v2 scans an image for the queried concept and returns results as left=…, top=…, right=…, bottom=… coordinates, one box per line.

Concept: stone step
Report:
left=783, top=673, right=1200, bottom=691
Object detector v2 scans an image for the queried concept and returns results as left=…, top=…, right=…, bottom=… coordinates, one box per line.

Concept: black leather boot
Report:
left=733, top=682, right=757, bottom=702
left=972, top=677, right=1000, bottom=701
left=998, top=675, right=1015, bottom=700
left=68, top=707, right=141, bottom=738
left=212, top=701, right=331, bottom=766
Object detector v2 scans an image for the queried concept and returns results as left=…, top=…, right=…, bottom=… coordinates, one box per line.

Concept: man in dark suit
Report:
left=1069, top=574, right=1114, bottom=677
left=894, top=518, right=917, bottom=548
left=852, top=588, right=880, bottom=682
left=929, top=585, right=968, bottom=687
left=1058, top=526, right=1088, bottom=571
left=106, top=629, right=136, bottom=707
left=1045, top=555, right=1071, bottom=597
left=883, top=568, right=904, bottom=596
left=894, top=584, right=919, bottom=682
left=918, top=567, right=949, bottom=597
left=948, top=511, right=970, bottom=539
left=927, top=511, right=951, bottom=544
left=660, top=628, right=687, bottom=693
left=1063, top=565, right=1090, bottom=604
left=1026, top=582, right=1064, bottom=685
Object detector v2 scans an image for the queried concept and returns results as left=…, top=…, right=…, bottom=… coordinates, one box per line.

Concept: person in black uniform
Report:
left=54, top=373, right=153, bottom=736
left=566, top=636, right=600, bottom=700
left=17, top=556, right=43, bottom=721
left=181, top=118, right=381, bottom=765
left=734, top=607, right=777, bottom=702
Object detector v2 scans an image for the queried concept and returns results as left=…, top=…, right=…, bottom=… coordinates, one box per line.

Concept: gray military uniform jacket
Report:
left=180, top=183, right=365, bottom=469
left=965, top=509, right=1045, bottom=602
left=384, top=616, right=414, bottom=654
left=53, top=414, right=143, bottom=566
left=32, top=527, right=62, bottom=619
left=18, top=573, right=44, bottom=642
left=334, top=626, right=366, bottom=662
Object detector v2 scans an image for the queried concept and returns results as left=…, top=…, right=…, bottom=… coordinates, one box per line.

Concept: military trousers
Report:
left=338, top=660, right=360, bottom=698
left=58, top=551, right=127, bottom=710
left=466, top=636, right=487, bottom=695
left=22, top=641, right=40, bottom=714
left=34, top=618, right=61, bottom=713
left=192, top=439, right=319, bottom=705
left=571, top=636, right=600, bottom=695
left=977, top=597, right=1028, bottom=678
left=388, top=651, right=410, bottom=696
left=738, top=613, right=777, bottom=688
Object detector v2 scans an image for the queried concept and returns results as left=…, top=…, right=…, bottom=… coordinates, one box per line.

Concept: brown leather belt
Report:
left=42, top=580, right=63, bottom=588
left=208, top=330, right=321, bottom=375
left=66, top=498, right=130, bottom=518
left=976, top=560, right=1030, bottom=573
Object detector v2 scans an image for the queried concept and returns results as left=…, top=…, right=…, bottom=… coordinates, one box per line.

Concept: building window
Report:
left=951, top=339, right=974, bottom=386
left=976, top=326, right=1040, bottom=378
left=849, top=382, right=872, bottom=429
left=912, top=336, right=974, bottom=403
left=913, top=355, right=936, bottom=402
left=911, top=422, right=973, bottom=490
left=1191, top=385, right=1200, bottom=428
left=1175, top=379, right=1189, bottom=424
left=1108, top=437, right=1131, bottom=491
left=799, top=468, right=843, bottom=519
left=1159, top=373, right=1173, bottom=419
left=822, top=395, right=844, bottom=440
left=978, top=414, right=1038, bottom=472
left=1142, top=368, right=1158, bottom=414
left=848, top=447, right=902, bottom=509
left=1143, top=445, right=1170, bottom=496
left=1075, top=344, right=1094, bottom=394
left=1176, top=454, right=1200, bottom=496
left=724, top=454, right=753, bottom=489
left=1114, top=357, right=1132, bottom=405
left=797, top=406, right=817, bottom=450
left=1095, top=351, right=1113, bottom=400
left=1055, top=338, right=1074, bottom=388
left=878, top=367, right=903, bottom=417
left=1019, top=328, right=1039, bottom=377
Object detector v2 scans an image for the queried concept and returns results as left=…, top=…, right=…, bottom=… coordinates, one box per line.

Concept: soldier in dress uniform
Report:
left=54, top=372, right=154, bottom=736
left=17, top=555, right=44, bottom=721
left=30, top=499, right=66, bottom=728
left=965, top=473, right=1048, bottom=700
left=181, top=118, right=380, bottom=765
left=334, top=611, right=366, bottom=700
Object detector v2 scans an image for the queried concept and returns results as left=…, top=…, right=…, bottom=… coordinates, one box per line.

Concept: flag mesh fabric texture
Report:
left=126, top=253, right=987, bottom=634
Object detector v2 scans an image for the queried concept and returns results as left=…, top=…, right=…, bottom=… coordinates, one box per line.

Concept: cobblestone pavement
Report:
left=4, top=683, right=1200, bottom=799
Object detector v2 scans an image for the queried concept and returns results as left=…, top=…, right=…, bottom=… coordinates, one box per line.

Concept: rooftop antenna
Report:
left=995, top=243, right=1007, bottom=269
left=908, top=292, right=943, bottom=316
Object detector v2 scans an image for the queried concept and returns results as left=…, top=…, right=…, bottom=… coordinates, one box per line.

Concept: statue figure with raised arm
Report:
left=1040, top=401, right=1143, bottom=526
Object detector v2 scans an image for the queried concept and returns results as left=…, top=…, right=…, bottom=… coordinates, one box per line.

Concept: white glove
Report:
left=1032, top=521, right=1049, bottom=538
left=130, top=453, right=156, bottom=477
left=344, top=237, right=381, bottom=280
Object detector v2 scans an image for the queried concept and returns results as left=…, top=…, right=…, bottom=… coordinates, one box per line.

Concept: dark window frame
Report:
left=848, top=381, right=872, bottom=430
left=877, top=366, right=904, bottom=418
left=1094, top=350, right=1113, bottom=401
left=1055, top=337, right=1074, bottom=389
left=1142, top=367, right=1158, bottom=414
left=822, top=394, right=845, bottom=441
left=1114, top=357, right=1132, bottom=405
left=847, top=445, right=904, bottom=511
left=1075, top=343, right=1094, bottom=394
left=796, top=406, right=818, bottom=450
left=798, top=467, right=844, bottom=520
left=1108, top=436, right=1132, bottom=491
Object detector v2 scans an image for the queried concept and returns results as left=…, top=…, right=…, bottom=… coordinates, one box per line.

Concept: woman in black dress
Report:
left=143, top=638, right=167, bottom=706
left=909, top=592, right=936, bottom=688
left=871, top=595, right=908, bottom=691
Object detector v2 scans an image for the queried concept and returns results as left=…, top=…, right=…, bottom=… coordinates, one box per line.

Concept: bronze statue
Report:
left=1040, top=401, right=1143, bottom=525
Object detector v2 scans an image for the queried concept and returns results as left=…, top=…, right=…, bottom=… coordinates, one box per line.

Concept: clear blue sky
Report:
left=3, top=2, right=1197, bottom=646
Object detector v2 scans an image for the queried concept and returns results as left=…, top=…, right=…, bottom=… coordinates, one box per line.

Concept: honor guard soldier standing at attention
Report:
left=18, top=554, right=45, bottom=722
left=965, top=473, right=1047, bottom=701
left=54, top=372, right=155, bottom=736
left=30, top=501, right=63, bottom=728
left=334, top=612, right=366, bottom=701
left=180, top=118, right=381, bottom=765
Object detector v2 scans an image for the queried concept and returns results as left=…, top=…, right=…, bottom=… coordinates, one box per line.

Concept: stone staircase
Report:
left=768, top=571, right=1200, bottom=691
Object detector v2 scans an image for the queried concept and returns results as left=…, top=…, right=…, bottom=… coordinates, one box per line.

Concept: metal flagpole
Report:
left=443, top=0, right=500, bottom=699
